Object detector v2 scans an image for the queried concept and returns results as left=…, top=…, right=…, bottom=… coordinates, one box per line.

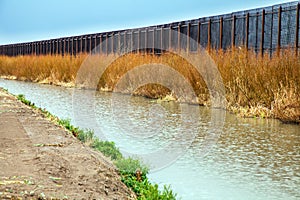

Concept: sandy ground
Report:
left=0, top=88, right=135, bottom=199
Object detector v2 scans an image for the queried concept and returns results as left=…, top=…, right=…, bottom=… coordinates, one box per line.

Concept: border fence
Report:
left=0, top=1, right=299, bottom=56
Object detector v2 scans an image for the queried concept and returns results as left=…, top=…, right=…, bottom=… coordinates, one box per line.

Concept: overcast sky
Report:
left=0, top=0, right=295, bottom=45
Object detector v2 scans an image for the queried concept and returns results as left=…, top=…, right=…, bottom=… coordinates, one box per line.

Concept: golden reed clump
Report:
left=0, top=54, right=87, bottom=87
left=0, top=47, right=299, bottom=123
left=210, top=47, right=300, bottom=123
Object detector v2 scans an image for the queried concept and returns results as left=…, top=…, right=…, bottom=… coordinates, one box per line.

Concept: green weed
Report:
left=17, top=94, right=35, bottom=107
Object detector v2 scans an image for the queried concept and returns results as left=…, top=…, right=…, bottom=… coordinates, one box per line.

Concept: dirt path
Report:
left=0, top=88, right=135, bottom=199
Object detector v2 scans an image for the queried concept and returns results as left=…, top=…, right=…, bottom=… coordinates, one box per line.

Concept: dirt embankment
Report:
left=0, top=88, right=135, bottom=199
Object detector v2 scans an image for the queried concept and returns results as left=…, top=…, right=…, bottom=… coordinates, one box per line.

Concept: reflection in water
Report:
left=0, top=79, right=299, bottom=200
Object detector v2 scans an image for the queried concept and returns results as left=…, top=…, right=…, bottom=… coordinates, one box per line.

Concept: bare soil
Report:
left=0, top=88, right=136, bottom=199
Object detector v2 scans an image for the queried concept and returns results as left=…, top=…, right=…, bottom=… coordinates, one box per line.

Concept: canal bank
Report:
left=0, top=88, right=135, bottom=199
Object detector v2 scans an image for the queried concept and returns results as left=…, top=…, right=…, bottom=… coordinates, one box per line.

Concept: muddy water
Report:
left=0, top=79, right=299, bottom=200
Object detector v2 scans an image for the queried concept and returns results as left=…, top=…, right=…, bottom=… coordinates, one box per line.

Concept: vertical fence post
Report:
left=90, top=35, right=92, bottom=53
left=277, top=6, right=282, bottom=56
left=40, top=41, right=43, bottom=55
left=12, top=44, right=15, bottom=56
left=49, top=40, right=52, bottom=55
left=137, top=30, right=140, bottom=53
left=65, top=38, right=68, bottom=55
left=231, top=15, right=236, bottom=48
left=219, top=17, right=223, bottom=50
left=74, top=37, right=77, bottom=56
left=118, top=33, right=121, bottom=54
left=178, top=24, right=181, bottom=50
left=197, top=21, right=201, bottom=52
left=124, top=31, right=127, bottom=54
left=145, top=28, right=148, bottom=52
left=86, top=36, right=89, bottom=53
left=45, top=41, right=47, bottom=55
left=79, top=37, right=82, bottom=54
left=63, top=39, right=65, bottom=55
left=85, top=36, right=88, bottom=53
left=53, top=40, right=55, bottom=55
left=208, top=19, right=211, bottom=51
left=246, top=13, right=249, bottom=50
left=70, top=38, right=72, bottom=56
left=44, top=41, right=46, bottom=55
left=55, top=39, right=58, bottom=55
left=261, top=9, right=265, bottom=56
left=187, top=22, right=191, bottom=52
left=105, top=33, right=108, bottom=55
left=160, top=27, right=163, bottom=52
left=99, top=35, right=102, bottom=55
left=153, top=29, right=155, bottom=54
left=269, top=10, right=274, bottom=55
left=169, top=26, right=171, bottom=51
left=39, top=42, right=41, bottom=55
left=131, top=31, right=134, bottom=53
left=111, top=33, right=114, bottom=54
left=57, top=39, right=59, bottom=55
left=48, top=41, right=50, bottom=55
left=295, top=3, right=299, bottom=56
left=73, top=38, right=75, bottom=56
left=45, top=41, right=48, bottom=55
left=54, top=40, right=56, bottom=55
left=75, top=38, right=78, bottom=55
left=94, top=35, right=97, bottom=54
left=58, top=40, right=60, bottom=55
left=68, top=38, right=71, bottom=55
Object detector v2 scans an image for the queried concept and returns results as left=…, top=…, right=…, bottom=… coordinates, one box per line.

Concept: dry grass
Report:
left=0, top=54, right=87, bottom=86
left=0, top=48, right=299, bottom=123
left=211, top=47, right=300, bottom=122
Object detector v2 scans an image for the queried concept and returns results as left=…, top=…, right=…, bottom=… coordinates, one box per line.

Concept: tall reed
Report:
left=211, top=47, right=300, bottom=122
left=0, top=54, right=87, bottom=86
left=0, top=48, right=299, bottom=123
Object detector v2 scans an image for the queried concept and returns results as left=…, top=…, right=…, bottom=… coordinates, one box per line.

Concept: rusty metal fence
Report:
left=0, top=1, right=299, bottom=56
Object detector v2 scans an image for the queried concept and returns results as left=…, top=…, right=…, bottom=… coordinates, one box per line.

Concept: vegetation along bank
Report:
left=0, top=47, right=299, bottom=123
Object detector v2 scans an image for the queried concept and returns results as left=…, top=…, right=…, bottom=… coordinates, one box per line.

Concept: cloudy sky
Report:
left=0, top=0, right=294, bottom=44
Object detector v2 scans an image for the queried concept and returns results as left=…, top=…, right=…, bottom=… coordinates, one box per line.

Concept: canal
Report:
left=0, top=79, right=299, bottom=200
